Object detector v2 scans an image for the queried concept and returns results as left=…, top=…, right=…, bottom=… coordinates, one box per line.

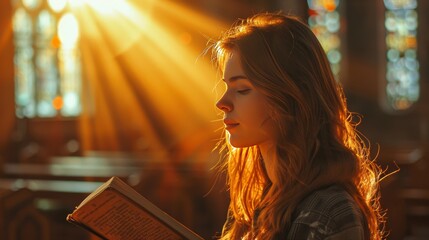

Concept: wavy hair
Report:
left=212, top=13, right=384, bottom=239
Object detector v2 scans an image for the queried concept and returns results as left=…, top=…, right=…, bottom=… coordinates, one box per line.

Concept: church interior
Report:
left=0, top=0, right=428, bottom=239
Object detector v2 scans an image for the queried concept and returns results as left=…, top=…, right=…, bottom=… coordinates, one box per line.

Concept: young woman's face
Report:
left=216, top=51, right=275, bottom=148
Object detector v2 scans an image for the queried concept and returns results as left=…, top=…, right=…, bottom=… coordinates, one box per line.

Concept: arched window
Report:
left=12, top=0, right=82, bottom=118
left=383, top=0, right=419, bottom=111
left=307, top=0, right=342, bottom=80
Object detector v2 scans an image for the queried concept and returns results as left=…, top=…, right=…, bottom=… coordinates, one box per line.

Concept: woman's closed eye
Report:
left=237, top=89, right=251, bottom=95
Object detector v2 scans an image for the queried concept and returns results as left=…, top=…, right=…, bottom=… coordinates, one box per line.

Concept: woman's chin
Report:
left=229, top=139, right=253, bottom=148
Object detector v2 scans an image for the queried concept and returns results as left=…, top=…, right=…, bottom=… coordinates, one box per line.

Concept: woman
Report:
left=213, top=13, right=384, bottom=239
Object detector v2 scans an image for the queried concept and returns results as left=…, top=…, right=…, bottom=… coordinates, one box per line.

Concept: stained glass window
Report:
left=12, top=0, right=82, bottom=118
left=384, top=0, right=419, bottom=111
left=307, top=0, right=341, bottom=80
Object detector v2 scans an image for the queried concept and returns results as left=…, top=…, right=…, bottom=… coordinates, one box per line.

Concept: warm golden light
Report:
left=65, top=0, right=228, bottom=156
left=48, top=0, right=67, bottom=12
left=58, top=13, right=79, bottom=49
left=67, top=0, right=86, bottom=8
left=71, top=0, right=133, bottom=15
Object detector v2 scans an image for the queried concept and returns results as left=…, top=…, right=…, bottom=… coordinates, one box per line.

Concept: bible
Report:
left=66, top=176, right=204, bottom=240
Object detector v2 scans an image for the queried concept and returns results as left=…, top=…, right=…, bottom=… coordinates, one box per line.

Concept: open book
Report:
left=66, top=176, right=204, bottom=240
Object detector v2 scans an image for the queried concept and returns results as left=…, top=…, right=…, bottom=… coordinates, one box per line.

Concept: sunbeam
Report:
left=65, top=0, right=227, bottom=159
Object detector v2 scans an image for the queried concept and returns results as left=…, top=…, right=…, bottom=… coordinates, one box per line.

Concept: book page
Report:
left=74, top=188, right=184, bottom=240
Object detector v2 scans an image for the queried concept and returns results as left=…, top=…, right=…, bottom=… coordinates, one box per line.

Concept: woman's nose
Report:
left=216, top=95, right=232, bottom=112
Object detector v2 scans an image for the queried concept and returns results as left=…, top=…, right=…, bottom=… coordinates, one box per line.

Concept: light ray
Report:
left=152, top=0, right=228, bottom=38
left=68, top=0, right=226, bottom=158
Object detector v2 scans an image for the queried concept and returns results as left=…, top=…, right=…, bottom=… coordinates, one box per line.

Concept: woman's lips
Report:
left=224, top=119, right=239, bottom=130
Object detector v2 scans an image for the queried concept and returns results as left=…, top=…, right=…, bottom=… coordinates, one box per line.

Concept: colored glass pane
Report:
left=22, top=0, right=41, bottom=10
left=58, top=13, right=79, bottom=49
left=13, top=8, right=36, bottom=117
left=58, top=13, right=82, bottom=116
left=308, top=0, right=342, bottom=79
left=384, top=0, right=419, bottom=110
left=48, top=0, right=67, bottom=12
left=11, top=0, right=82, bottom=118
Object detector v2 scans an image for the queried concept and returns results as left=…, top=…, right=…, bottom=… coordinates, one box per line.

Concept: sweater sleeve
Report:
left=286, top=210, right=366, bottom=240
left=285, top=185, right=369, bottom=240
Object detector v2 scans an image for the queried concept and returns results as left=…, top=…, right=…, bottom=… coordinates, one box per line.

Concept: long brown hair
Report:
left=213, top=13, right=384, bottom=239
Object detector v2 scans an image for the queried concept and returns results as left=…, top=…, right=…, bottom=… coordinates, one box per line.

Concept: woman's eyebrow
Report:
left=222, top=75, right=249, bottom=82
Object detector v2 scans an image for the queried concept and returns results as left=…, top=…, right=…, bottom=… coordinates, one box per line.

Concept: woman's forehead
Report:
left=223, top=51, right=244, bottom=76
